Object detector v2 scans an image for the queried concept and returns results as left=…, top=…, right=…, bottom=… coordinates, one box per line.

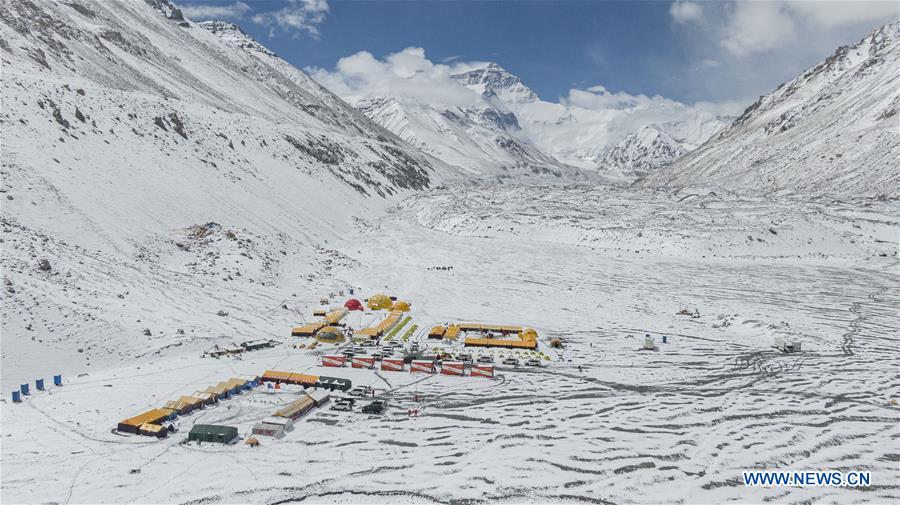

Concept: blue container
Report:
left=12, top=391, right=21, bottom=402
left=349, top=288, right=354, bottom=295
left=53, top=375, right=63, bottom=386
left=20, top=384, right=30, bottom=395
left=36, top=379, right=45, bottom=390
left=662, top=336, right=668, bottom=344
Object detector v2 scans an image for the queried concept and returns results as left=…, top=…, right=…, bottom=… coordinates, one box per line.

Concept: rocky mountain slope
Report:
left=0, top=0, right=456, bottom=381
left=644, top=22, right=900, bottom=198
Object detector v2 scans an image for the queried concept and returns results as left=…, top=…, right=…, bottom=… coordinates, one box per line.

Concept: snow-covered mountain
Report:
left=451, top=62, right=539, bottom=105
left=598, top=111, right=729, bottom=175
left=352, top=96, right=590, bottom=181
left=0, top=0, right=459, bottom=376
left=645, top=22, right=900, bottom=198
left=599, top=125, right=687, bottom=175
left=452, top=63, right=727, bottom=170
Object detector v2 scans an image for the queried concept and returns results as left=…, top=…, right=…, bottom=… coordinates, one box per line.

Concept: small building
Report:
left=286, top=373, right=319, bottom=387
left=178, top=396, right=205, bottom=411
left=312, top=309, right=327, bottom=317
left=325, top=308, right=349, bottom=325
left=261, top=416, right=294, bottom=430
left=139, top=423, right=168, bottom=438
left=292, top=322, right=326, bottom=337
left=261, top=370, right=293, bottom=384
left=163, top=399, right=195, bottom=415
left=192, top=391, right=219, bottom=405
left=316, top=376, right=352, bottom=392
left=118, top=408, right=171, bottom=434
left=240, top=339, right=275, bottom=351
left=187, top=424, right=238, bottom=444
left=306, top=389, right=330, bottom=407
left=273, top=395, right=316, bottom=419
left=428, top=325, right=446, bottom=339
left=252, top=423, right=284, bottom=438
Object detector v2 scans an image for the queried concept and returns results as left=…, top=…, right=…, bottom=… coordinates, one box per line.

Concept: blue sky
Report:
left=181, top=0, right=898, bottom=109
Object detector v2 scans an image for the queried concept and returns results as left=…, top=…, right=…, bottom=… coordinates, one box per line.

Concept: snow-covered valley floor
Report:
left=2, top=185, right=898, bottom=504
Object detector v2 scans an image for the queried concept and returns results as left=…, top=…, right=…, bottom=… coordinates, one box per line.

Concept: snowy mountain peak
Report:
left=600, top=125, right=687, bottom=175
left=197, top=21, right=276, bottom=57
left=452, top=62, right=538, bottom=104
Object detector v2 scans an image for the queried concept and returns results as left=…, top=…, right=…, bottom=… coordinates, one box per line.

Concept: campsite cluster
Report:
left=107, top=293, right=547, bottom=446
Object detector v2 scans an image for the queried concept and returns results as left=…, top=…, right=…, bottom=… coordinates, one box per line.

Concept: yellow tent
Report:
left=392, top=300, right=411, bottom=312
left=520, top=328, right=538, bottom=341
left=367, top=294, right=393, bottom=310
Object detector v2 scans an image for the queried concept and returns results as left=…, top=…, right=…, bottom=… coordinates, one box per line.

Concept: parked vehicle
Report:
left=341, top=349, right=355, bottom=357
left=525, top=358, right=542, bottom=367
left=332, top=398, right=355, bottom=411
left=390, top=341, right=404, bottom=348
left=371, top=352, right=382, bottom=360
left=348, top=386, right=374, bottom=397
left=457, top=353, right=473, bottom=363
left=362, top=400, right=386, bottom=414
left=382, top=346, right=394, bottom=355
left=477, top=355, right=494, bottom=364
left=502, top=357, right=519, bottom=366
left=410, top=343, right=420, bottom=351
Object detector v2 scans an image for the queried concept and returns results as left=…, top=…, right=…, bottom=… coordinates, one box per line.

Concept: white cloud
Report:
left=252, top=0, right=330, bottom=39
left=787, top=1, right=899, bottom=28
left=715, top=1, right=896, bottom=57
left=670, top=1, right=703, bottom=24
left=181, top=1, right=250, bottom=20
left=307, top=47, right=486, bottom=107
left=721, top=1, right=798, bottom=56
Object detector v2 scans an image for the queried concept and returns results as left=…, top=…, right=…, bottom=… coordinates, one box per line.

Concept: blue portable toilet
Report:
left=20, top=384, right=30, bottom=395
left=662, top=336, right=668, bottom=344
left=53, top=375, right=63, bottom=386
left=12, top=391, right=21, bottom=403
left=36, top=379, right=45, bottom=390
left=349, top=288, right=354, bottom=295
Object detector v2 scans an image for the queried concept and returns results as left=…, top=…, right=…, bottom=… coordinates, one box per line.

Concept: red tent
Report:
left=344, top=298, right=363, bottom=311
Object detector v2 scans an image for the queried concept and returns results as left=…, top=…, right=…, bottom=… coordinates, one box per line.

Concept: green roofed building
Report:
left=187, top=424, right=238, bottom=444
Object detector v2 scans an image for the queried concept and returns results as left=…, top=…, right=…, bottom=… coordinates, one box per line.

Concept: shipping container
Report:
left=441, top=361, right=465, bottom=376
left=411, top=360, right=436, bottom=373
left=472, top=364, right=494, bottom=378
left=322, top=355, right=347, bottom=367
left=351, top=356, right=376, bottom=369
left=381, top=358, right=404, bottom=372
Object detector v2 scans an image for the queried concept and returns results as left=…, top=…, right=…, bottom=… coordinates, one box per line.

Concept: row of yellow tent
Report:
left=291, top=308, right=349, bottom=337
left=117, top=377, right=258, bottom=437
left=358, top=309, right=404, bottom=338
left=429, top=323, right=539, bottom=349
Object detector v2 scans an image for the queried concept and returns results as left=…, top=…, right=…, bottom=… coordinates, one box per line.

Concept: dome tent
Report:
left=367, top=294, right=393, bottom=310
left=344, top=298, right=363, bottom=311
left=392, top=300, right=411, bottom=312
